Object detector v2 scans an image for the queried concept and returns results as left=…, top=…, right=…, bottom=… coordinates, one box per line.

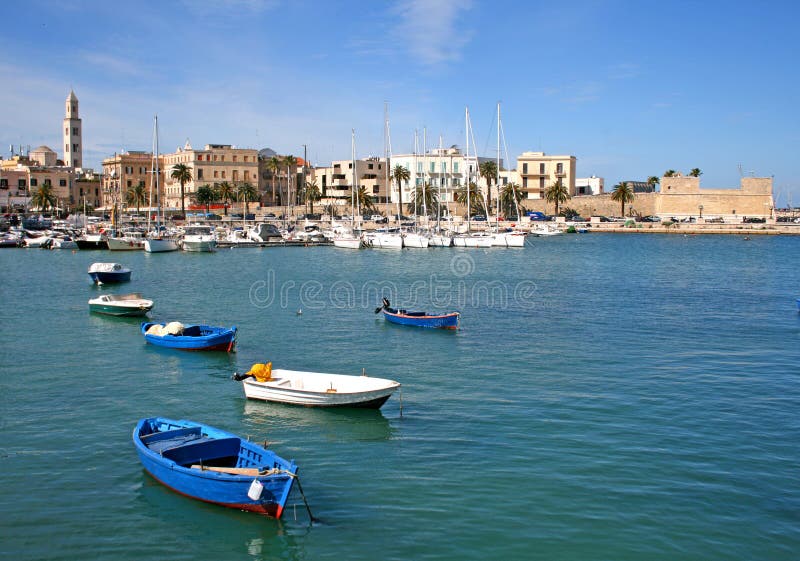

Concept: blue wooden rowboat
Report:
left=141, top=322, right=237, bottom=351
left=133, top=417, right=297, bottom=518
left=377, top=298, right=459, bottom=330
left=87, top=262, right=131, bottom=284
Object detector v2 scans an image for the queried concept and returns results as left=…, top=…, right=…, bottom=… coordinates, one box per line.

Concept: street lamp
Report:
left=699, top=204, right=703, bottom=219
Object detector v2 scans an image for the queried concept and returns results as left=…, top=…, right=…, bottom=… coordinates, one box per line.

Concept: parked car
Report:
left=369, top=214, right=384, bottom=221
left=527, top=211, right=547, bottom=221
left=263, top=212, right=276, bottom=218
left=374, top=216, right=388, bottom=224
left=743, top=217, right=766, bottom=223
left=593, top=216, right=611, bottom=222
left=469, top=215, right=487, bottom=221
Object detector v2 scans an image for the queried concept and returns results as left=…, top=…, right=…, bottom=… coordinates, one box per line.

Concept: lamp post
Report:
left=699, top=204, right=703, bottom=219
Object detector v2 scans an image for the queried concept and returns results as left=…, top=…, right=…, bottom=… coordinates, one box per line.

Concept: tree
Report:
left=283, top=155, right=297, bottom=206
left=304, top=179, right=321, bottom=214
left=170, top=163, right=192, bottom=217
left=237, top=182, right=258, bottom=217
left=647, top=176, right=660, bottom=192
left=126, top=182, right=147, bottom=216
left=664, top=169, right=677, bottom=177
left=544, top=179, right=570, bottom=216
left=392, top=164, right=410, bottom=214
left=357, top=185, right=376, bottom=214
left=479, top=160, right=498, bottom=216
left=498, top=182, right=525, bottom=219
left=407, top=182, right=439, bottom=216
left=266, top=156, right=282, bottom=205
left=193, top=184, right=217, bottom=214
left=31, top=183, right=57, bottom=212
left=455, top=181, right=485, bottom=216
left=611, top=181, right=635, bottom=216
left=689, top=168, right=702, bottom=177
left=217, top=181, right=234, bottom=216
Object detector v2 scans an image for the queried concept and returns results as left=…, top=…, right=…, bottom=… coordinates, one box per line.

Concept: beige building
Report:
left=30, top=145, right=59, bottom=167
left=101, top=151, right=156, bottom=210
left=313, top=157, right=388, bottom=210
left=0, top=157, right=78, bottom=211
left=516, top=151, right=577, bottom=199
left=161, top=142, right=259, bottom=210
left=656, top=176, right=774, bottom=220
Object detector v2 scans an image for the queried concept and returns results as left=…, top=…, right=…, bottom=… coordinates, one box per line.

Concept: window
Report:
left=348, top=163, right=352, bottom=169
left=417, top=162, right=422, bottom=173
left=556, top=163, right=563, bottom=174
left=244, top=171, right=249, bottom=180
left=18, top=179, right=26, bottom=188
left=221, top=171, right=226, bottom=178
left=233, top=155, right=238, bottom=162
left=540, top=163, right=545, bottom=174
left=430, top=162, right=435, bottom=173
left=0, top=179, right=7, bottom=187
left=65, top=144, right=70, bottom=153
left=539, top=177, right=545, bottom=188
left=73, top=144, right=79, bottom=152
left=60, top=179, right=67, bottom=186
left=441, top=162, right=447, bottom=173
left=220, top=156, right=225, bottom=162
left=244, top=156, right=248, bottom=162
left=197, top=169, right=203, bottom=179
left=44, top=179, right=52, bottom=186
left=373, top=186, right=379, bottom=194
left=31, top=178, right=38, bottom=187
left=65, top=127, right=69, bottom=135
left=454, top=162, right=459, bottom=173
left=214, top=170, right=218, bottom=178
left=523, top=163, right=528, bottom=174
left=127, top=180, right=132, bottom=187
left=368, top=163, right=373, bottom=169
left=213, top=155, right=218, bottom=161
left=233, top=170, right=239, bottom=181
left=523, top=177, right=528, bottom=188
left=73, top=127, right=79, bottom=135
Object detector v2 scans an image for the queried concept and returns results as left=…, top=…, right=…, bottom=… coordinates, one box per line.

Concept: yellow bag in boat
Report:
left=247, top=362, right=272, bottom=382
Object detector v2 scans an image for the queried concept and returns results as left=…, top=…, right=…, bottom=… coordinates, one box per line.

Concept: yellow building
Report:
left=101, top=151, right=156, bottom=211
left=656, top=176, right=774, bottom=220
left=516, top=151, right=577, bottom=199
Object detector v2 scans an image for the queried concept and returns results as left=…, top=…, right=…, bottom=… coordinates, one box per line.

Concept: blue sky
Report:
left=2, top=0, right=798, bottom=204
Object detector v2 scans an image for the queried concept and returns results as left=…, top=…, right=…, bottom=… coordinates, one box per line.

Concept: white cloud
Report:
left=391, top=0, right=474, bottom=66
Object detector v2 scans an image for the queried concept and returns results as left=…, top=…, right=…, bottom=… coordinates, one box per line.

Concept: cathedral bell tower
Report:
left=63, top=90, right=82, bottom=168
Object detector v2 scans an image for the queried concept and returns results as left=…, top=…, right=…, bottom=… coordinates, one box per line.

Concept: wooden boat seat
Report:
left=190, top=465, right=260, bottom=476
left=142, top=427, right=203, bottom=453
left=161, top=436, right=242, bottom=466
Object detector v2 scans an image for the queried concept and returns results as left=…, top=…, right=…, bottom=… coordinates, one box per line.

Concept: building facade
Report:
left=0, top=156, right=78, bottom=210
left=516, top=151, right=577, bottom=199
left=312, top=158, right=388, bottom=210
left=101, top=151, right=158, bottom=210
left=575, top=176, right=604, bottom=196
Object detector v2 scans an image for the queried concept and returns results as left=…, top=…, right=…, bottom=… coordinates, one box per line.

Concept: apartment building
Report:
left=517, top=151, right=577, bottom=199
left=313, top=157, right=388, bottom=207
left=101, top=151, right=156, bottom=209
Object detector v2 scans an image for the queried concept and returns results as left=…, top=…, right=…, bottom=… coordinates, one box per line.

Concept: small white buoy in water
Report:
left=297, top=309, right=302, bottom=315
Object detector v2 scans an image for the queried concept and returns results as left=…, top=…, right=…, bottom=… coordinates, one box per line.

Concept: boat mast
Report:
left=422, top=127, right=428, bottom=226
left=413, top=130, right=418, bottom=229
left=351, top=129, right=356, bottom=229
left=465, top=107, right=470, bottom=233
left=496, top=102, right=501, bottom=225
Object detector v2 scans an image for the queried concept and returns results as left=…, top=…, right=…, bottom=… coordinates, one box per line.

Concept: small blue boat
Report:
left=87, top=262, right=131, bottom=284
left=133, top=417, right=297, bottom=518
left=796, top=298, right=800, bottom=311
left=141, top=322, right=237, bottom=351
left=377, top=298, right=459, bottom=330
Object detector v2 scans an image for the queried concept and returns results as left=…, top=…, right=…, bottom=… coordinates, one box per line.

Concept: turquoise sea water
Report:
left=1, top=234, right=798, bottom=560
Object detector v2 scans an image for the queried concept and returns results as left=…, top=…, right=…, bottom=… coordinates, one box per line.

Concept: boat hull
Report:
left=332, top=237, right=362, bottom=249
left=133, top=417, right=296, bottom=519
left=107, top=237, right=144, bottom=251
left=382, top=308, right=459, bottom=329
left=144, top=238, right=180, bottom=253
left=88, top=271, right=131, bottom=283
left=76, top=238, right=108, bottom=250
left=453, top=235, right=493, bottom=248
left=364, top=233, right=403, bottom=249
left=183, top=239, right=217, bottom=252
left=141, top=323, right=237, bottom=351
left=242, top=369, right=400, bottom=408
left=403, top=233, right=429, bottom=248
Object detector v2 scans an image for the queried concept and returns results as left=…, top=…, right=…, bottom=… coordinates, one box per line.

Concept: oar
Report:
left=374, top=305, right=384, bottom=314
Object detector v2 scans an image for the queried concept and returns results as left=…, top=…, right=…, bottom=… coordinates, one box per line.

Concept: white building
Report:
left=575, top=176, right=604, bottom=196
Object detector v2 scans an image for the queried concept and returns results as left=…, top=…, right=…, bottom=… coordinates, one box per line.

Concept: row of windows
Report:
left=2, top=178, right=68, bottom=188
left=196, top=154, right=254, bottom=162
left=65, top=143, right=80, bottom=153
left=64, top=127, right=79, bottom=136
left=521, top=162, right=564, bottom=174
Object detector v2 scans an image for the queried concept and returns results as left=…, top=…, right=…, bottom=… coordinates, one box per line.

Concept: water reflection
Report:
left=242, top=400, right=395, bottom=442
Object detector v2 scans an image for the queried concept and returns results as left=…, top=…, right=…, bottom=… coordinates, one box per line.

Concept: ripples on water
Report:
left=1, top=235, right=799, bottom=560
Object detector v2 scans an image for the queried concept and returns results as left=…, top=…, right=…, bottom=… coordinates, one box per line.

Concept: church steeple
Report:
left=63, top=90, right=82, bottom=168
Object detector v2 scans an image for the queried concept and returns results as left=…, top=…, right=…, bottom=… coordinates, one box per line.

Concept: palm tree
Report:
left=170, top=163, right=192, bottom=217
left=647, top=176, right=660, bottom=192
left=304, top=179, right=321, bottom=214
left=544, top=179, right=570, bottom=215
left=455, top=181, right=485, bottom=216
left=611, top=181, right=635, bottom=216
left=479, top=160, right=498, bottom=216
left=357, top=185, right=376, bottom=214
left=193, top=184, right=217, bottom=214
left=237, top=182, right=258, bottom=217
left=217, top=181, right=234, bottom=216
left=283, top=155, right=298, bottom=206
left=392, top=164, right=410, bottom=215
left=664, top=169, right=677, bottom=177
left=267, top=156, right=282, bottom=205
left=689, top=168, right=702, bottom=177
left=498, top=182, right=525, bottom=219
left=126, top=182, right=148, bottom=216
left=407, top=182, right=439, bottom=216
left=31, top=183, right=57, bottom=212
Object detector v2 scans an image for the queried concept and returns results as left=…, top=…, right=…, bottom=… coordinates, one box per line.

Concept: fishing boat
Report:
left=376, top=298, right=459, bottom=329
left=88, top=262, right=131, bottom=284
left=76, top=232, right=108, bottom=249
left=132, top=417, right=298, bottom=519
left=89, top=293, right=153, bottom=316
left=141, top=322, right=237, bottom=351
left=233, top=363, right=401, bottom=409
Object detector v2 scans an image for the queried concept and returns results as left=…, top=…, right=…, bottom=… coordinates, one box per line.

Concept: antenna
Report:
left=738, top=163, right=743, bottom=177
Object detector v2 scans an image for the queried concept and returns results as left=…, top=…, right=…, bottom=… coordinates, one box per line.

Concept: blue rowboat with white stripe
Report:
left=141, top=322, right=237, bottom=351
left=133, top=417, right=297, bottom=519
left=377, top=298, right=459, bottom=330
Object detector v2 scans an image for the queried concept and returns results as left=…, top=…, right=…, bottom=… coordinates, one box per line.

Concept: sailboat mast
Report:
left=413, top=130, right=418, bottom=227
left=147, top=117, right=155, bottom=232
left=465, top=107, right=470, bottom=233
left=496, top=102, right=501, bottom=223
left=351, top=129, right=356, bottom=228
left=422, top=127, right=428, bottom=224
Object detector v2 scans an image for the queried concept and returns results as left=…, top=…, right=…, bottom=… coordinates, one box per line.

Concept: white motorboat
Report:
left=332, top=236, right=363, bottom=249
left=364, top=231, right=403, bottom=249
left=23, top=234, right=51, bottom=248
left=144, top=236, right=180, bottom=253
left=182, top=225, right=217, bottom=252
left=490, top=231, right=527, bottom=247
left=235, top=366, right=401, bottom=409
left=107, top=230, right=145, bottom=251
left=428, top=233, right=453, bottom=247
left=88, top=293, right=154, bottom=316
left=49, top=236, right=78, bottom=249
left=453, top=233, right=494, bottom=248
left=532, top=225, right=563, bottom=237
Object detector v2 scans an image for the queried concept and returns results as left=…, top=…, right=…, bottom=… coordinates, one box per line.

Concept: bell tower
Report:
left=63, top=90, right=82, bottom=168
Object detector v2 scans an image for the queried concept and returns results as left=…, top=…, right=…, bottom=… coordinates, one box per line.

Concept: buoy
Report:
left=296, top=309, right=302, bottom=315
